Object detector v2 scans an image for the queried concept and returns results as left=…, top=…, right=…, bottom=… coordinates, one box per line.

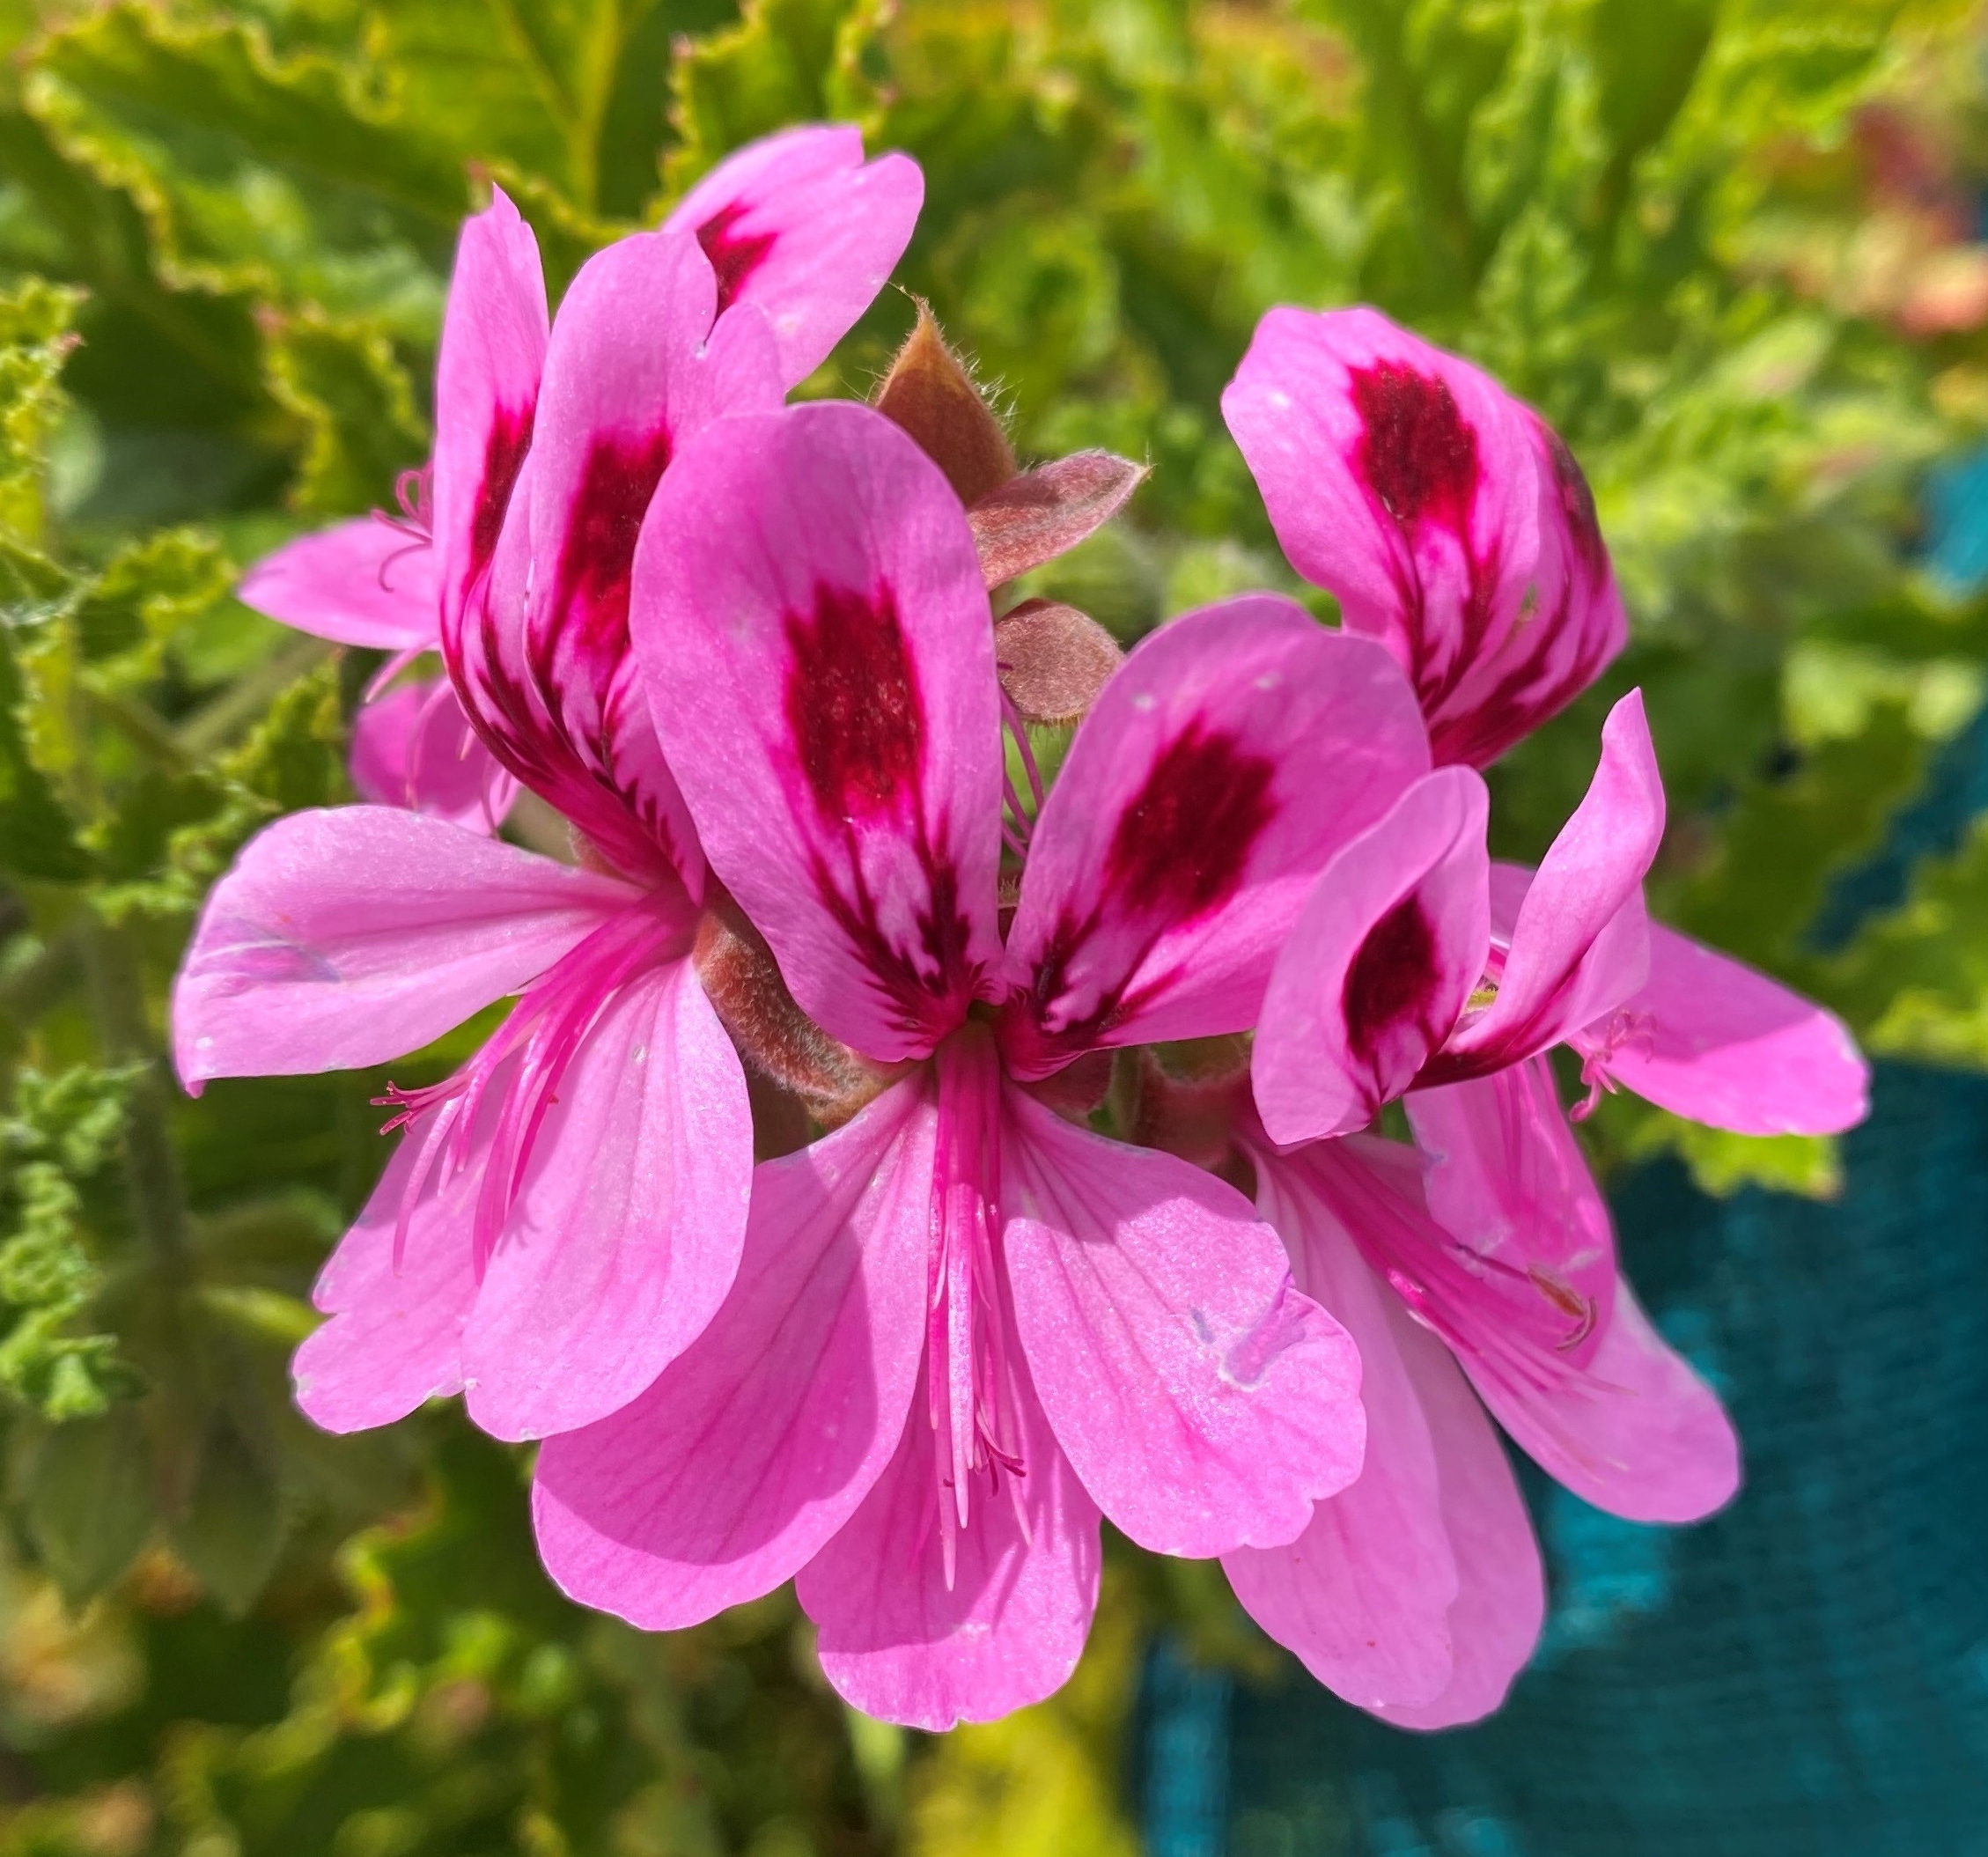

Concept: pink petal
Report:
left=461, top=955, right=751, bottom=1441
left=349, top=678, right=517, bottom=833
left=663, top=124, right=924, bottom=388
left=1368, top=1293, right=1543, bottom=1730
left=998, top=596, right=1429, bottom=1079
left=172, top=807, right=636, bottom=1089
left=1404, top=1061, right=1618, bottom=1372
left=1223, top=1146, right=1462, bottom=1710
left=532, top=1080, right=933, bottom=1629
left=1000, top=1086, right=1365, bottom=1556
left=1221, top=308, right=1541, bottom=755
left=797, top=1344, right=1101, bottom=1730
left=521, top=228, right=784, bottom=888
left=1429, top=689, right=1661, bottom=1080
left=1427, top=415, right=1628, bottom=767
left=432, top=188, right=548, bottom=641
left=239, top=518, right=438, bottom=651
left=1253, top=766, right=1490, bottom=1145
left=631, top=401, right=1003, bottom=1065
left=1573, top=921, right=1869, bottom=1137
left=292, top=1105, right=483, bottom=1433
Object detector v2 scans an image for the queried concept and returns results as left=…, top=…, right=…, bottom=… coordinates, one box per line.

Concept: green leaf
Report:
left=0, top=275, right=84, bottom=548
left=174, top=1409, right=286, bottom=1616
left=261, top=306, right=428, bottom=516
left=26, top=1405, right=153, bottom=1607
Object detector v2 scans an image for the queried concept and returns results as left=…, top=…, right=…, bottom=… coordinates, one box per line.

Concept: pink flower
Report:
left=529, top=400, right=1434, bottom=1729
left=173, top=133, right=917, bottom=1443
left=1207, top=689, right=1869, bottom=1725
left=237, top=124, right=922, bottom=826
left=1223, top=306, right=1627, bottom=767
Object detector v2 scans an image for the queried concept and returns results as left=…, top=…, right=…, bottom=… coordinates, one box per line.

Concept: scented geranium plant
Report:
left=167, top=129, right=1868, bottom=1735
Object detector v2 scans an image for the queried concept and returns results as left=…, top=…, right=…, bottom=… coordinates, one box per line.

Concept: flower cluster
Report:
left=177, top=125, right=1869, bottom=1732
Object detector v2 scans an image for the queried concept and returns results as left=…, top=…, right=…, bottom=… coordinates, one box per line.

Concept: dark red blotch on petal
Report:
left=1343, top=893, right=1440, bottom=1066
left=1350, top=361, right=1480, bottom=533
left=468, top=402, right=535, bottom=590
left=1104, top=722, right=1277, bottom=922
left=697, top=201, right=779, bottom=317
left=552, top=426, right=675, bottom=652
left=784, top=583, right=926, bottom=822
left=1543, top=423, right=1607, bottom=583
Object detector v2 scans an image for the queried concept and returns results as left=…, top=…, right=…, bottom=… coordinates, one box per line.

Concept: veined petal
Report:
left=999, top=597, right=1429, bottom=1079
left=532, top=1080, right=932, bottom=1630
left=239, top=518, right=437, bottom=651
left=663, top=124, right=924, bottom=388
left=292, top=1085, right=493, bottom=1433
left=1253, top=767, right=1490, bottom=1145
left=1572, top=921, right=1869, bottom=1137
left=797, top=1338, right=1101, bottom=1731
left=172, top=807, right=637, bottom=1089
left=1223, top=1146, right=1461, bottom=1710
left=1222, top=308, right=1539, bottom=749
left=433, top=188, right=548, bottom=641
left=349, top=678, right=517, bottom=833
left=462, top=954, right=751, bottom=1441
left=632, top=401, right=1003, bottom=1065
left=1404, top=1061, right=1617, bottom=1372
left=1367, top=1301, right=1543, bottom=1731
left=1430, top=689, right=1661, bottom=1080
left=1000, top=1086, right=1364, bottom=1557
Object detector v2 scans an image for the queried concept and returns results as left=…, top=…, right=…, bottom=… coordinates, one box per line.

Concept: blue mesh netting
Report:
left=1136, top=460, right=1988, bottom=1856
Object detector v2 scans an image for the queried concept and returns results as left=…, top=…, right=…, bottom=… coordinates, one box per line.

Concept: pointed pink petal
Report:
left=461, top=954, right=751, bottom=1440
left=532, top=1081, right=933, bottom=1628
left=239, top=518, right=438, bottom=651
left=1222, top=308, right=1540, bottom=747
left=349, top=679, right=517, bottom=832
left=1368, top=1299, right=1543, bottom=1730
left=664, top=124, right=924, bottom=388
left=1432, top=689, right=1661, bottom=1079
left=631, top=401, right=1003, bottom=1064
left=999, top=596, right=1429, bottom=1078
left=1574, top=921, right=1869, bottom=1137
left=521, top=228, right=784, bottom=889
left=433, top=188, right=548, bottom=641
left=172, top=807, right=637, bottom=1088
left=1404, top=1061, right=1618, bottom=1371
left=293, top=1114, right=480, bottom=1433
left=1427, top=415, right=1628, bottom=767
left=797, top=1346, right=1101, bottom=1730
left=1000, top=1086, right=1364, bottom=1556
left=1253, top=767, right=1490, bottom=1145
left=1223, top=1147, right=1461, bottom=1710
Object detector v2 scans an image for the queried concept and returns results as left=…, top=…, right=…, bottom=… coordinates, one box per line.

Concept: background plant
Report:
left=2, top=1, right=1985, bottom=1851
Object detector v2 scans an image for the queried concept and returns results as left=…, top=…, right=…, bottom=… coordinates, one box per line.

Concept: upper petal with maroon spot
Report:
left=532, top=399, right=1432, bottom=1731
left=1223, top=305, right=1627, bottom=768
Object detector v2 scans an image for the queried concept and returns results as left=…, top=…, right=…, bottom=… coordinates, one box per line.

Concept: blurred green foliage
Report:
left=2, top=0, right=1987, bottom=1849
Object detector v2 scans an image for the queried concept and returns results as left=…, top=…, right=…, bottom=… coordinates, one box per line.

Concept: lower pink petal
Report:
left=1370, top=1305, right=1543, bottom=1730
left=1466, top=1274, right=1741, bottom=1525
left=1224, top=1147, right=1461, bottom=1709
left=292, top=1116, right=480, bottom=1433
left=461, top=956, right=752, bottom=1441
left=532, top=1081, right=933, bottom=1630
left=796, top=1349, right=1101, bottom=1731
left=1578, top=921, right=1869, bottom=1137
left=1000, top=1087, right=1364, bottom=1558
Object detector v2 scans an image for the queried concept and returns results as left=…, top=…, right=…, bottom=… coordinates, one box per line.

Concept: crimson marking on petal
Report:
left=1103, top=722, right=1277, bottom=924
left=1344, top=893, right=1441, bottom=1068
left=551, top=426, right=675, bottom=659
left=468, top=402, right=535, bottom=593
left=696, top=200, right=779, bottom=316
left=1543, top=423, right=1607, bottom=584
left=1350, top=361, right=1479, bottom=532
left=783, top=582, right=926, bottom=822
